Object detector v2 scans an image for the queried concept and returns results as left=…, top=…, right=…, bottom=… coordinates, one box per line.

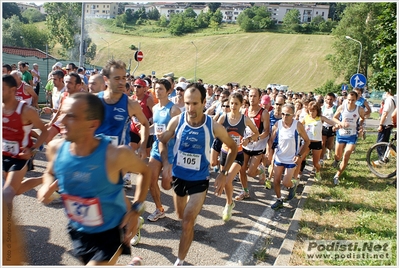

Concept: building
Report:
left=85, top=2, right=118, bottom=19
left=124, top=3, right=154, bottom=14
left=16, top=2, right=40, bottom=12
left=217, top=3, right=252, bottom=22
left=263, top=3, right=330, bottom=24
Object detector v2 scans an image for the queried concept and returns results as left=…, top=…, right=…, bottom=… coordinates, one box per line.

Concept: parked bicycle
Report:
left=366, top=131, right=397, bottom=179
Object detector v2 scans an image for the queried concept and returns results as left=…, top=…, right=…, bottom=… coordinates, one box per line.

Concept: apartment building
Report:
left=85, top=2, right=118, bottom=19
left=262, top=2, right=330, bottom=24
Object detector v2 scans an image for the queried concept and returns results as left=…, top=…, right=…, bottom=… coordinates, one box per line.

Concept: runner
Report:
left=331, top=91, right=365, bottom=185
left=268, top=103, right=309, bottom=210
left=145, top=78, right=181, bottom=225
left=11, top=70, right=39, bottom=109
left=159, top=83, right=237, bottom=266
left=217, top=92, right=259, bottom=221
left=37, top=93, right=151, bottom=266
left=3, top=74, right=48, bottom=206
left=237, top=88, right=270, bottom=200
left=321, top=92, right=337, bottom=161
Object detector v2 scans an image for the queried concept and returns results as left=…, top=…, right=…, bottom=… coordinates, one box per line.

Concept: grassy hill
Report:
left=55, top=21, right=339, bottom=91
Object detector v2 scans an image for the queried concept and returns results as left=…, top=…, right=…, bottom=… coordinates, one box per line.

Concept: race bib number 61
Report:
left=62, top=194, right=103, bottom=226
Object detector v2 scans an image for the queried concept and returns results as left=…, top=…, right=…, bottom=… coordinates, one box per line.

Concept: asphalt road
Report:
left=12, top=115, right=380, bottom=266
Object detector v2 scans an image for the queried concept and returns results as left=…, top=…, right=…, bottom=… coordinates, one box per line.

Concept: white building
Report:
left=85, top=2, right=118, bottom=19
left=265, top=3, right=330, bottom=24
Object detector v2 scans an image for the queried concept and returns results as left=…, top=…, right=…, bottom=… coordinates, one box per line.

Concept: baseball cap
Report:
left=261, top=95, right=271, bottom=105
left=133, top=79, right=147, bottom=87
left=33, top=63, right=38, bottom=67
left=139, top=74, right=146, bottom=79
left=175, top=82, right=188, bottom=91
left=53, top=62, right=62, bottom=69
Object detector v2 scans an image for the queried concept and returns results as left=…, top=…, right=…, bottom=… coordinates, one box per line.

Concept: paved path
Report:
left=12, top=114, right=380, bottom=266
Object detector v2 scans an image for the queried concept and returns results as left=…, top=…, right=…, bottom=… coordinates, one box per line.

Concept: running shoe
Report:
left=271, top=199, right=284, bottom=210
left=332, top=160, right=339, bottom=169
left=49, top=191, right=63, bottom=204
left=147, top=208, right=166, bottom=222
left=222, top=201, right=235, bottom=222
left=234, top=190, right=250, bottom=201
left=319, top=159, right=324, bottom=168
left=128, top=256, right=143, bottom=266
left=264, top=180, right=272, bottom=190
left=285, top=179, right=298, bottom=201
left=326, top=149, right=330, bottom=160
left=123, top=173, right=132, bottom=188
left=333, top=175, right=339, bottom=185
left=130, top=216, right=144, bottom=246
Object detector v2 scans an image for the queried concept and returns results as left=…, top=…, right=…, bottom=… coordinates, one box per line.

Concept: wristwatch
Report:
left=221, top=169, right=228, bottom=176
left=130, top=201, right=145, bottom=214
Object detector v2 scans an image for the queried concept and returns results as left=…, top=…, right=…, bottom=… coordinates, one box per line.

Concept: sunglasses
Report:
left=215, top=95, right=220, bottom=97
left=222, top=105, right=230, bottom=108
left=281, top=112, right=292, bottom=116
left=134, top=85, right=143, bottom=88
left=275, top=103, right=284, bottom=106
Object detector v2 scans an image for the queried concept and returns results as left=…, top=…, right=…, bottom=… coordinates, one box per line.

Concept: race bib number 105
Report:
left=176, top=151, right=201, bottom=171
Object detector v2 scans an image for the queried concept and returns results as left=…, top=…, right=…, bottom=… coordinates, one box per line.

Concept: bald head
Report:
left=88, top=74, right=106, bottom=93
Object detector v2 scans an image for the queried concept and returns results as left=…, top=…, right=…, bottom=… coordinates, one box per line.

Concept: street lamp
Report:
left=191, top=41, right=198, bottom=81
left=345, top=35, right=362, bottom=74
left=100, top=37, right=110, bottom=59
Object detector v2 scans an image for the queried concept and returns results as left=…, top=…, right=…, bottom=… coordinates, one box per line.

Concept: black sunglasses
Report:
left=275, top=103, right=284, bottom=106
left=281, top=112, right=292, bottom=116
left=134, top=85, right=143, bottom=88
left=222, top=105, right=230, bottom=108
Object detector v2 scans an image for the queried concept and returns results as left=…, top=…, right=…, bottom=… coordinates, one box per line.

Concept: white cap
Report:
left=53, top=62, right=62, bottom=69
left=175, top=82, right=188, bottom=90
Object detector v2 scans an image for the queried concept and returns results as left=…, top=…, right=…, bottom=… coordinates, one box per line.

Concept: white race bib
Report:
left=155, top=123, right=166, bottom=135
left=106, top=135, right=119, bottom=146
left=231, top=135, right=241, bottom=145
left=62, top=194, right=103, bottom=226
left=176, top=151, right=201, bottom=171
left=339, top=128, right=354, bottom=136
left=2, top=140, right=19, bottom=155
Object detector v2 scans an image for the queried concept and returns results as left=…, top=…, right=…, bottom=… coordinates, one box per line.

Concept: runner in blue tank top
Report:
left=37, top=93, right=151, bottom=266
left=147, top=79, right=181, bottom=223
left=94, top=60, right=150, bottom=159
left=159, top=83, right=238, bottom=266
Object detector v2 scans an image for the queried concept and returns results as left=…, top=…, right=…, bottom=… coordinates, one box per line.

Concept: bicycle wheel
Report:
left=366, top=142, right=397, bottom=179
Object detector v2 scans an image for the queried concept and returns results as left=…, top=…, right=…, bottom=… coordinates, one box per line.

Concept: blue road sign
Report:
left=341, top=84, right=348, bottom=91
left=350, top=73, right=367, bottom=88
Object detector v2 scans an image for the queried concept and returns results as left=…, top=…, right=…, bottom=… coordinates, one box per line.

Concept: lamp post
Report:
left=191, top=41, right=198, bottom=81
left=345, top=36, right=362, bottom=74
left=100, top=37, right=110, bottom=59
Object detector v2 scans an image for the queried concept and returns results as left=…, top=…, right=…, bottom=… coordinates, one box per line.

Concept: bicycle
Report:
left=366, top=130, right=397, bottom=179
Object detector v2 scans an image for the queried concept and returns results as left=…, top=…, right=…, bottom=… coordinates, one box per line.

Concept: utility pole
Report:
left=79, top=3, right=85, bottom=67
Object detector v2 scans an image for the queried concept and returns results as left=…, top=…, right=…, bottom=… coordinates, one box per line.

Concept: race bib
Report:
left=2, top=140, right=19, bottom=155
left=231, top=135, right=241, bottom=145
left=62, top=194, right=103, bottom=226
left=176, top=151, right=201, bottom=171
left=15, top=96, right=23, bottom=101
left=155, top=123, right=166, bottom=135
left=339, top=128, right=354, bottom=136
left=106, top=135, right=119, bottom=146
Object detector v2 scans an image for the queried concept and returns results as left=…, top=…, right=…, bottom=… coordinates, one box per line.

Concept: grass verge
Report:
left=290, top=133, right=397, bottom=266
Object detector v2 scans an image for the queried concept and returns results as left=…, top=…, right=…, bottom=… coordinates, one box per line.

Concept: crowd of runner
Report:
left=2, top=59, right=397, bottom=266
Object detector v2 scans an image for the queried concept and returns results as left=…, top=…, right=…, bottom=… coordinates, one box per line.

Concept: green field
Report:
left=49, top=20, right=339, bottom=91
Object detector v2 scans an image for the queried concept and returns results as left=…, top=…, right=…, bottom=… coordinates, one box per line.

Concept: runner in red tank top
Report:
left=2, top=74, right=48, bottom=206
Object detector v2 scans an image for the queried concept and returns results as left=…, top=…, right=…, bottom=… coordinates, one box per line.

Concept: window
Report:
left=322, top=12, right=324, bottom=16
left=107, top=5, right=109, bottom=8
left=102, top=10, right=105, bottom=13
left=316, top=11, right=318, bottom=15
left=96, top=5, right=99, bottom=8
left=103, top=5, right=105, bottom=8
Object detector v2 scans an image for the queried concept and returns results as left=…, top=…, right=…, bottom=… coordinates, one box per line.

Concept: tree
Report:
left=157, top=15, right=169, bottom=27
left=22, top=8, right=45, bottom=23
left=2, top=15, right=25, bottom=47
left=114, top=13, right=127, bottom=27
left=210, top=8, right=223, bottom=25
left=184, top=7, right=197, bottom=19
left=148, top=8, right=160, bottom=21
left=196, top=10, right=209, bottom=28
left=208, top=3, right=221, bottom=13
left=368, top=2, right=397, bottom=94
left=84, top=38, right=97, bottom=64
left=44, top=3, right=82, bottom=51
left=328, top=3, right=383, bottom=82
left=283, top=9, right=301, bottom=33
left=3, top=3, right=23, bottom=20
left=21, top=24, right=49, bottom=50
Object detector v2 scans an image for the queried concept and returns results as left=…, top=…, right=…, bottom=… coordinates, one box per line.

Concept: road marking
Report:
left=225, top=207, right=276, bottom=266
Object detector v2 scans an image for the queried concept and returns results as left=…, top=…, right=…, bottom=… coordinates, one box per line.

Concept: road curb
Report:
left=273, top=167, right=315, bottom=266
